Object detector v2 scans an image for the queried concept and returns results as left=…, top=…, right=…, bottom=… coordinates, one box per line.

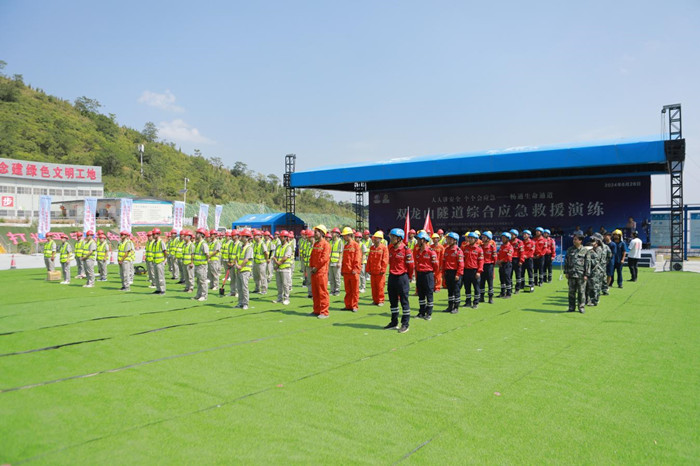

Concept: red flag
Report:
left=423, top=209, right=434, bottom=237
left=403, top=206, right=410, bottom=244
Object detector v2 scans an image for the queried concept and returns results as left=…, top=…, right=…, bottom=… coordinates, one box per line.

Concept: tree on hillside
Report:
left=0, top=61, right=23, bottom=102
left=74, top=96, right=102, bottom=115
left=142, top=122, right=158, bottom=142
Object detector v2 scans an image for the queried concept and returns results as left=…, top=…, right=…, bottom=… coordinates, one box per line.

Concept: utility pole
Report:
left=183, top=178, right=189, bottom=205
left=138, top=144, right=145, bottom=178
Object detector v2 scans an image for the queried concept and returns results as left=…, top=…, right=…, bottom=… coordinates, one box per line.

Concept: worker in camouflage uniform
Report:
left=563, top=233, right=590, bottom=313
left=601, top=232, right=613, bottom=296
left=585, top=233, right=605, bottom=307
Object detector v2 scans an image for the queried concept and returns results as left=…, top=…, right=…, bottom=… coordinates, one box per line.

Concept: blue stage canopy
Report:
left=232, top=212, right=305, bottom=234
left=290, top=138, right=671, bottom=191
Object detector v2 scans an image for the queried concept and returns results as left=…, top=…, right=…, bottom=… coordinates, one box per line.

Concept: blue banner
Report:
left=369, top=176, right=651, bottom=243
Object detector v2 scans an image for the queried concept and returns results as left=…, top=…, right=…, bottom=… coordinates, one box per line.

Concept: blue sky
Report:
left=1, top=0, right=699, bottom=204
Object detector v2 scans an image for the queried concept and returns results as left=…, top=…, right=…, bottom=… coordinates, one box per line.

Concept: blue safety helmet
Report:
left=482, top=231, right=493, bottom=240
left=389, top=228, right=405, bottom=239
left=535, top=227, right=544, bottom=233
left=544, top=229, right=551, bottom=234
left=417, top=231, right=431, bottom=241
left=501, top=232, right=512, bottom=240
left=467, top=231, right=479, bottom=239
left=509, top=229, right=519, bottom=236
left=523, top=229, right=532, bottom=236
left=447, top=232, right=459, bottom=241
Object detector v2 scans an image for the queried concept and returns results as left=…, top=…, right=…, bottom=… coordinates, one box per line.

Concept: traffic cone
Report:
left=10, top=254, right=17, bottom=269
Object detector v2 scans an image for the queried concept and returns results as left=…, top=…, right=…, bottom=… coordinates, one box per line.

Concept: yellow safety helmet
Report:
left=341, top=226, right=354, bottom=236
left=464, top=231, right=470, bottom=237
left=314, top=224, right=328, bottom=235
left=372, top=231, right=384, bottom=239
left=431, top=233, right=440, bottom=239
left=613, top=229, right=623, bottom=236
left=474, top=230, right=481, bottom=236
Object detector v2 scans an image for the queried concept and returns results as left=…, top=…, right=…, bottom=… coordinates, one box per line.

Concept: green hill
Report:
left=0, top=61, right=358, bottom=223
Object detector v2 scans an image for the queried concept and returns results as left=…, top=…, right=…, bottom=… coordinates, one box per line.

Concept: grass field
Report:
left=1, top=265, right=698, bottom=464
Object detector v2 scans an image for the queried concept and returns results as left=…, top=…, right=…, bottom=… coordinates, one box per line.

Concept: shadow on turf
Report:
left=332, top=322, right=385, bottom=330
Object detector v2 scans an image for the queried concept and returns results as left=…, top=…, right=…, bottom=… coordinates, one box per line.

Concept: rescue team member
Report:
left=170, top=229, right=182, bottom=282
left=437, top=229, right=446, bottom=246
left=145, top=231, right=155, bottom=288
left=251, top=230, right=268, bottom=294
left=208, top=229, right=222, bottom=291
left=430, top=233, right=444, bottom=292
left=479, top=231, right=497, bottom=304
left=74, top=231, right=85, bottom=279
left=96, top=232, right=110, bottom=281
left=59, top=233, right=73, bottom=284
left=586, top=233, right=605, bottom=307
left=340, top=227, right=362, bottom=312
left=509, top=229, right=524, bottom=293
left=533, top=227, right=547, bottom=286
left=309, top=225, right=331, bottom=318
left=43, top=234, right=57, bottom=272
left=181, top=230, right=195, bottom=293
left=366, top=231, right=388, bottom=306
left=564, top=233, right=590, bottom=313
left=227, top=230, right=241, bottom=297
left=406, top=229, right=417, bottom=257
left=360, top=230, right=371, bottom=293
left=521, top=230, right=535, bottom=292
left=385, top=228, right=414, bottom=333
left=354, top=231, right=366, bottom=293
left=497, top=232, right=514, bottom=298
left=297, top=230, right=308, bottom=287
left=235, top=229, right=254, bottom=309
left=462, top=232, right=484, bottom=309
left=265, top=231, right=275, bottom=282
left=611, top=229, right=627, bottom=288
left=543, top=229, right=556, bottom=283
left=192, top=228, right=210, bottom=302
left=272, top=230, right=293, bottom=305
left=118, top=231, right=135, bottom=291
left=442, top=232, right=464, bottom=314
left=414, top=231, right=439, bottom=320
left=328, top=227, right=343, bottom=296
left=82, top=230, right=97, bottom=288
left=151, top=228, right=167, bottom=295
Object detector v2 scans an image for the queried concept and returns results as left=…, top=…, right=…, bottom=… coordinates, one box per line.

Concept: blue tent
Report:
left=232, top=212, right=305, bottom=235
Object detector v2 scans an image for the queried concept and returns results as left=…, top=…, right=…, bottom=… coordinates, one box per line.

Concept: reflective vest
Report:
left=43, top=239, right=56, bottom=258
left=407, top=238, right=417, bottom=251
left=151, top=239, right=166, bottom=264
left=229, top=240, right=241, bottom=263
left=182, top=242, right=194, bottom=264
left=173, top=238, right=184, bottom=260
left=361, top=238, right=371, bottom=264
left=330, top=239, right=342, bottom=264
left=208, top=239, right=221, bottom=262
left=193, top=241, right=208, bottom=266
left=145, top=239, right=154, bottom=262
left=59, top=242, right=71, bottom=263
left=221, top=239, right=232, bottom=262
left=96, top=241, right=109, bottom=261
left=253, top=241, right=267, bottom=264
left=82, top=239, right=96, bottom=260
left=75, top=239, right=85, bottom=258
left=275, top=242, right=292, bottom=269
left=300, top=239, right=313, bottom=266
left=238, top=242, right=253, bottom=273
left=118, top=240, right=134, bottom=262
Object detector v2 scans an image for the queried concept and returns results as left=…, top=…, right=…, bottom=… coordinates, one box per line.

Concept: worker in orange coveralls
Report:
left=309, top=225, right=331, bottom=319
left=430, top=233, right=444, bottom=292
left=366, top=231, right=389, bottom=306
left=340, top=227, right=362, bottom=312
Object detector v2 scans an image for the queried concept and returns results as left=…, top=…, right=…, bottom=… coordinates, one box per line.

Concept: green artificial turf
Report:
left=0, top=265, right=698, bottom=464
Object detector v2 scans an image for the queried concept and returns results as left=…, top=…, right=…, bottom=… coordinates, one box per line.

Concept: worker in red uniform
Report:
left=462, top=232, right=484, bottom=309
left=340, top=227, right=362, bottom=312
left=414, top=231, right=439, bottom=320
left=509, top=229, right=524, bottom=293
left=533, top=227, right=548, bottom=286
left=497, top=232, right=514, bottom=298
left=366, top=231, right=389, bottom=306
left=479, top=231, right=498, bottom=304
left=543, top=229, right=556, bottom=283
left=430, top=233, right=444, bottom=292
left=521, top=229, right=535, bottom=292
left=385, top=228, right=414, bottom=333
left=441, top=232, right=464, bottom=313
left=309, top=225, right=331, bottom=318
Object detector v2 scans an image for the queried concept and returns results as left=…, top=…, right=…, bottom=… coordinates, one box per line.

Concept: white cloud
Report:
left=137, top=90, right=184, bottom=112
left=157, top=119, right=215, bottom=144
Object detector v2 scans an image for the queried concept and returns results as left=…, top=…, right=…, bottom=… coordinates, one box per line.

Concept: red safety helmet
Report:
left=408, top=229, right=416, bottom=235
left=76, top=231, right=83, bottom=237
left=363, top=230, right=370, bottom=236
left=242, top=229, right=253, bottom=238
left=231, top=229, right=239, bottom=236
left=279, top=230, right=289, bottom=238
left=437, top=229, right=444, bottom=235
left=152, top=228, right=161, bottom=235
left=97, top=229, right=104, bottom=235
left=354, top=231, right=362, bottom=238
left=331, top=227, right=341, bottom=234
left=86, top=230, right=94, bottom=236
left=120, top=230, right=129, bottom=236
left=196, top=228, right=207, bottom=235
left=265, top=231, right=272, bottom=237
left=209, top=229, right=218, bottom=236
